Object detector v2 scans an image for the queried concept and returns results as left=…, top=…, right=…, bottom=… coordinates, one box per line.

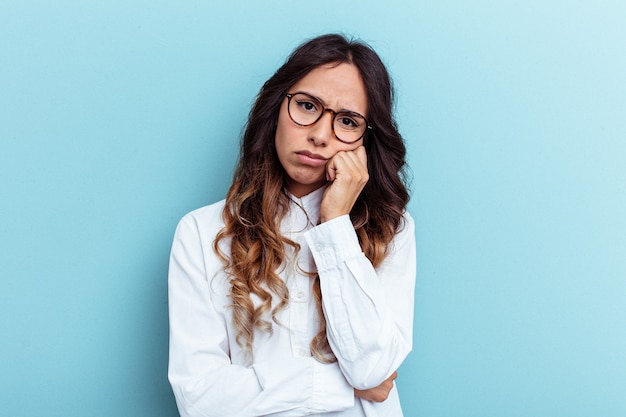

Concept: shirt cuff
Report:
left=311, top=361, right=354, bottom=412
left=304, top=215, right=362, bottom=271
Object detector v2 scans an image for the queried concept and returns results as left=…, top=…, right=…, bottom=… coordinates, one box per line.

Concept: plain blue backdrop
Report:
left=1, top=1, right=625, bottom=416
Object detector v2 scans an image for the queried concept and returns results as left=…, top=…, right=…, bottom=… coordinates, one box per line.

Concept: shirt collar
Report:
left=286, top=185, right=327, bottom=230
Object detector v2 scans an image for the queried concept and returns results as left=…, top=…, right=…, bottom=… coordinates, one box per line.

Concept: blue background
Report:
left=1, top=1, right=625, bottom=416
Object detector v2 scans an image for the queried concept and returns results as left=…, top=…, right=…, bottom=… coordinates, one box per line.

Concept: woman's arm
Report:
left=168, top=213, right=354, bottom=417
left=354, top=371, right=398, bottom=402
left=304, top=212, right=416, bottom=390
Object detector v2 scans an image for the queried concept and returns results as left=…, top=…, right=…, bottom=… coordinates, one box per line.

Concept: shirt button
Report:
left=297, top=348, right=307, bottom=357
left=315, top=243, right=324, bottom=251
left=296, top=291, right=305, bottom=300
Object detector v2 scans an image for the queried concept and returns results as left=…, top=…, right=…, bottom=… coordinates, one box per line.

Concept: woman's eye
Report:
left=297, top=100, right=319, bottom=113
left=337, top=115, right=359, bottom=129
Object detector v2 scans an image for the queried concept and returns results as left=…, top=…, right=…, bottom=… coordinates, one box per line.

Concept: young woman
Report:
left=168, top=34, right=416, bottom=416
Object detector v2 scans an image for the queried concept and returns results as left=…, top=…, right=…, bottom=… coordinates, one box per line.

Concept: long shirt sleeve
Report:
left=304, top=214, right=416, bottom=390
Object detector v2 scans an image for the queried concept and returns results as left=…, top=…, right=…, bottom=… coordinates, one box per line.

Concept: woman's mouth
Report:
left=295, top=151, right=328, bottom=167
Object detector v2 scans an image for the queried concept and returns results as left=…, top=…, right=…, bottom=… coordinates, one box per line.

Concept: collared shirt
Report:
left=168, top=187, right=416, bottom=416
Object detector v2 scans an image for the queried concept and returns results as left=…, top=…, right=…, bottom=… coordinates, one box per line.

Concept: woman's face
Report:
left=275, top=62, right=368, bottom=198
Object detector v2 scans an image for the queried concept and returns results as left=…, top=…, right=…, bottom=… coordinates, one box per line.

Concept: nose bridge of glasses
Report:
left=317, top=107, right=336, bottom=124
left=312, top=107, right=335, bottom=137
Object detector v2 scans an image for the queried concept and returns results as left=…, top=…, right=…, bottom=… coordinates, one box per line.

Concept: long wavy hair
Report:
left=214, top=34, right=410, bottom=363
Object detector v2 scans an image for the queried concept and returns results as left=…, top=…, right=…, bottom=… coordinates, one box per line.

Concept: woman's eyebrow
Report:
left=297, top=90, right=326, bottom=106
left=298, top=90, right=362, bottom=114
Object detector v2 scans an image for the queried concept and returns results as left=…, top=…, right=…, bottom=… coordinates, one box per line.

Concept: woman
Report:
left=168, top=34, right=416, bottom=416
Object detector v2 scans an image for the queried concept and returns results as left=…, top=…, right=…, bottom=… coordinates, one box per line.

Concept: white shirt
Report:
left=168, top=187, right=416, bottom=417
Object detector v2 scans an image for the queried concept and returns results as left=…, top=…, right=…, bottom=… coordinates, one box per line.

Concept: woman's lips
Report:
left=296, top=151, right=328, bottom=167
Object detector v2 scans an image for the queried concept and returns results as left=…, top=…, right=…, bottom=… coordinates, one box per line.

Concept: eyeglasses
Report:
left=285, top=92, right=371, bottom=144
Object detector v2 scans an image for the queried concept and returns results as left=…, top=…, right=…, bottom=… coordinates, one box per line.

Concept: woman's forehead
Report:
left=290, top=63, right=367, bottom=113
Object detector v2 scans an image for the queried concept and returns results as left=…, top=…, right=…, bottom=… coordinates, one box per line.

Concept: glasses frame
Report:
left=285, top=92, right=372, bottom=144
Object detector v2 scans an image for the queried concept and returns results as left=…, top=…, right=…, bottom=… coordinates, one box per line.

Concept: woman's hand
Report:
left=354, top=371, right=398, bottom=402
left=320, top=146, right=369, bottom=223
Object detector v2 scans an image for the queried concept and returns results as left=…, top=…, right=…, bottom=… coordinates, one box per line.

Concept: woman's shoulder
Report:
left=175, top=199, right=227, bottom=236
left=399, top=209, right=415, bottom=232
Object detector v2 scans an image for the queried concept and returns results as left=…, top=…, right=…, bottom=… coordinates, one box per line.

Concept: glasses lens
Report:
left=289, top=93, right=322, bottom=125
left=333, top=112, right=367, bottom=143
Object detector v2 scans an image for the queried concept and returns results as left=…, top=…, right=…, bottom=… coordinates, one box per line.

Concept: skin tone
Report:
left=355, top=371, right=398, bottom=402
left=274, top=62, right=370, bottom=223
left=275, top=62, right=396, bottom=402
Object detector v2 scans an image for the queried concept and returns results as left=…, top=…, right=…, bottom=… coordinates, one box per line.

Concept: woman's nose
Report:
left=307, top=110, right=335, bottom=146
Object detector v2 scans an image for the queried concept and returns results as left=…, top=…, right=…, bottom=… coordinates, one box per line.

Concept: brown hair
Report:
left=214, top=34, right=410, bottom=362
